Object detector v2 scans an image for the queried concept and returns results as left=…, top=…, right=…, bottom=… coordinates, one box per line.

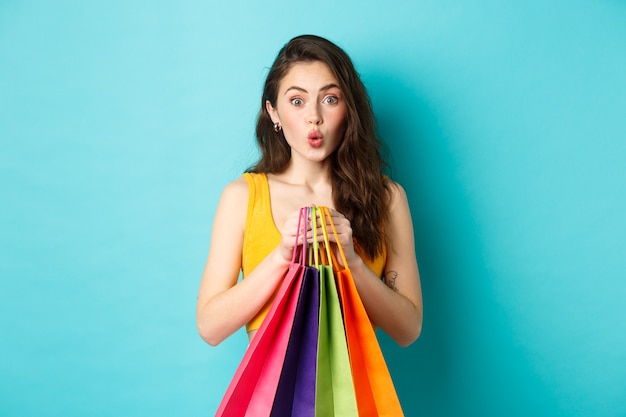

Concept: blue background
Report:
left=1, top=1, right=625, bottom=416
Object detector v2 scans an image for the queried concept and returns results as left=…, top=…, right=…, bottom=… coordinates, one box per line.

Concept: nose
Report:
left=307, top=103, right=322, bottom=125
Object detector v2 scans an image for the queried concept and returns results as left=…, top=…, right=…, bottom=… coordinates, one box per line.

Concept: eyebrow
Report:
left=283, top=83, right=341, bottom=95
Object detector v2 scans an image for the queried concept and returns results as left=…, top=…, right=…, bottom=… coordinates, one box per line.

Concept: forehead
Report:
left=278, top=61, right=340, bottom=92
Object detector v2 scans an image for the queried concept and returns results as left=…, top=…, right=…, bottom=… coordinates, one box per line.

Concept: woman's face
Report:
left=266, top=61, right=347, bottom=165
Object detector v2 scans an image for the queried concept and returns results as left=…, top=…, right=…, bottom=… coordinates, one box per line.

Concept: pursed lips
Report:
left=308, top=130, right=323, bottom=140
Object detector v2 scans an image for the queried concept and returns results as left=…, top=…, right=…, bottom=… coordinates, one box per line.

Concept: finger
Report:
left=326, top=207, right=345, bottom=218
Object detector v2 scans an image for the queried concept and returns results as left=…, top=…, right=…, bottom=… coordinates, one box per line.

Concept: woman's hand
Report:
left=316, top=207, right=360, bottom=267
left=276, top=206, right=359, bottom=267
left=276, top=208, right=309, bottom=263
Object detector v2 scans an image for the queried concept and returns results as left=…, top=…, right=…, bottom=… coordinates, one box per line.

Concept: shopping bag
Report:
left=322, top=206, right=405, bottom=417
left=216, top=205, right=405, bottom=417
left=215, top=208, right=308, bottom=417
left=271, top=206, right=319, bottom=417
left=270, top=264, right=320, bottom=417
left=313, top=207, right=359, bottom=417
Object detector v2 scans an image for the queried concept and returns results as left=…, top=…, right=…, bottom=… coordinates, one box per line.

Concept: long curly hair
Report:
left=248, top=34, right=391, bottom=260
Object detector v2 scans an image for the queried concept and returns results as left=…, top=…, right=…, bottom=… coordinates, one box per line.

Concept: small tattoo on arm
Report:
left=384, top=271, right=399, bottom=292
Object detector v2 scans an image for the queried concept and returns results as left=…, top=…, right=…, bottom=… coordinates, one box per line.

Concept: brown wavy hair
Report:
left=248, top=34, right=391, bottom=260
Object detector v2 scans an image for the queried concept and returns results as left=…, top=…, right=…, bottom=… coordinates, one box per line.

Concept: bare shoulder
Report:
left=220, top=176, right=249, bottom=202
left=213, top=176, right=250, bottom=232
left=385, top=179, right=409, bottom=212
left=383, top=179, right=414, bottom=247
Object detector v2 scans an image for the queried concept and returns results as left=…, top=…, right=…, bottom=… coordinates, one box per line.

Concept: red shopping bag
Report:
left=215, top=208, right=308, bottom=417
left=270, top=264, right=320, bottom=417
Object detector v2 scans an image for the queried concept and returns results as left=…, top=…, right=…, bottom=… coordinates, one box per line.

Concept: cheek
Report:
left=331, top=107, right=348, bottom=133
left=283, top=116, right=301, bottom=135
left=325, top=105, right=347, bottom=125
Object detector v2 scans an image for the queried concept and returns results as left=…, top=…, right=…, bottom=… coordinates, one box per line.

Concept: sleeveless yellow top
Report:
left=242, top=173, right=386, bottom=332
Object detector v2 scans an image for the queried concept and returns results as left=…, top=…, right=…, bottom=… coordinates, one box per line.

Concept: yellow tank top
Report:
left=242, top=173, right=386, bottom=332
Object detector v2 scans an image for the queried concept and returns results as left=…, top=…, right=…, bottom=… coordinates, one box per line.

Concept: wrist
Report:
left=272, top=246, right=292, bottom=268
left=346, top=253, right=366, bottom=273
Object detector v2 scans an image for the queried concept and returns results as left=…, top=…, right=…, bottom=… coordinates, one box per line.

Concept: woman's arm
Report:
left=196, top=179, right=304, bottom=346
left=328, top=182, right=423, bottom=346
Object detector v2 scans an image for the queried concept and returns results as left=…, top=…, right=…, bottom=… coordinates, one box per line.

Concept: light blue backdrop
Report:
left=1, top=1, right=625, bottom=416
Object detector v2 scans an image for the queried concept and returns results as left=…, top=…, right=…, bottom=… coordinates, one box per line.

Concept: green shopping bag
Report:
left=312, top=207, right=359, bottom=417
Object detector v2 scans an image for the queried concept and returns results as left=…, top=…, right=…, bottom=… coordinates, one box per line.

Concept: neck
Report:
left=280, top=158, right=333, bottom=188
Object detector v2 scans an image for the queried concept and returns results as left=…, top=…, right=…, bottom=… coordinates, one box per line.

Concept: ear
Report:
left=265, top=100, right=280, bottom=124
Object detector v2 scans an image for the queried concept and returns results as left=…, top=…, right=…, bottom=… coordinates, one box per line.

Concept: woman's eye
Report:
left=291, top=98, right=303, bottom=106
left=323, top=96, right=338, bottom=104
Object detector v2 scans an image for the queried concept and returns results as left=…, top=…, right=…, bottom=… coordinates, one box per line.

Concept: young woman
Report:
left=196, top=35, right=422, bottom=348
